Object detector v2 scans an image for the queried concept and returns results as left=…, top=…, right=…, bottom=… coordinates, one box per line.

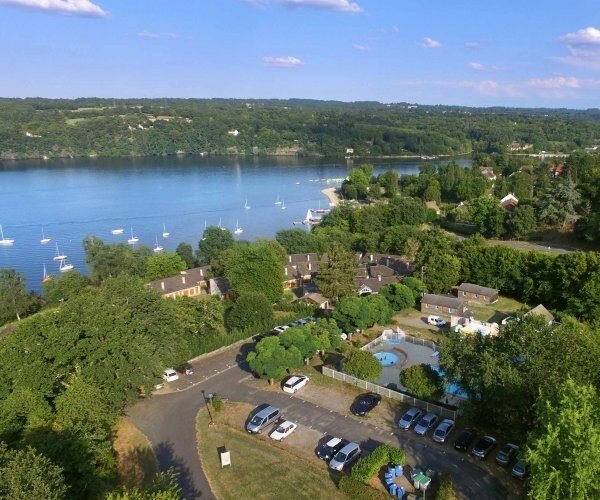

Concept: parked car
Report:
left=162, top=369, right=179, bottom=382
left=471, top=435, right=497, bottom=459
left=283, top=375, right=309, bottom=394
left=340, top=333, right=348, bottom=341
left=414, top=413, right=439, bottom=436
left=496, top=443, right=520, bottom=466
left=427, top=315, right=447, bottom=327
left=270, top=420, right=297, bottom=441
left=350, top=393, right=381, bottom=416
left=246, top=405, right=280, bottom=434
left=432, top=419, right=455, bottom=443
left=316, top=437, right=348, bottom=461
left=271, top=325, right=290, bottom=335
left=454, top=428, right=478, bottom=452
left=398, top=407, right=423, bottom=430
left=329, top=442, right=361, bottom=471
left=511, top=458, right=528, bottom=479
left=178, top=363, right=194, bottom=375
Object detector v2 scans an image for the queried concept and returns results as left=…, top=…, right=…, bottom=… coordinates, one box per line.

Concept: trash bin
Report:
left=397, top=486, right=406, bottom=498
left=389, top=484, right=398, bottom=496
left=395, top=465, right=403, bottom=477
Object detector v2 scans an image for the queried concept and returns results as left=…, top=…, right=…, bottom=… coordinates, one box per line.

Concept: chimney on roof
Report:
left=182, top=276, right=186, bottom=285
left=378, top=275, right=381, bottom=282
left=307, top=254, right=310, bottom=261
left=386, top=258, right=390, bottom=267
left=284, top=267, right=288, bottom=276
left=370, top=254, right=374, bottom=262
left=308, top=263, right=312, bottom=271
left=161, top=282, right=165, bottom=290
left=288, top=255, right=292, bottom=262
left=200, top=268, right=204, bottom=277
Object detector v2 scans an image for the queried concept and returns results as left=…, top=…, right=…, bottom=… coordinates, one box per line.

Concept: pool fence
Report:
left=361, top=328, right=438, bottom=353
left=322, top=366, right=459, bottom=420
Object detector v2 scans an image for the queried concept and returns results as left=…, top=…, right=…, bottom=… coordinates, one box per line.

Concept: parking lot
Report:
left=129, top=340, right=524, bottom=499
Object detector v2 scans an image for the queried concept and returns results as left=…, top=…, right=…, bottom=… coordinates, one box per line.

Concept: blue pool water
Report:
left=375, top=352, right=399, bottom=366
left=430, top=365, right=469, bottom=398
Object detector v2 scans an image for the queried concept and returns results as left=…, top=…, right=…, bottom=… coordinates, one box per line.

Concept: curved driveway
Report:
left=128, top=343, right=519, bottom=500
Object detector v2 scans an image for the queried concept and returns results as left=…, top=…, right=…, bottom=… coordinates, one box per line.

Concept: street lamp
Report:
left=202, top=389, right=215, bottom=426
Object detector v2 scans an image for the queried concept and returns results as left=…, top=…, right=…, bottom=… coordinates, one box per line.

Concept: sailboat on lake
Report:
left=40, top=228, right=51, bottom=245
left=162, top=224, right=170, bottom=238
left=111, top=228, right=124, bottom=235
left=281, top=199, right=286, bottom=210
left=127, top=228, right=139, bottom=245
left=234, top=220, right=243, bottom=235
left=0, top=225, right=14, bottom=246
left=153, top=236, right=164, bottom=253
left=53, top=242, right=67, bottom=261
left=59, top=259, right=74, bottom=273
left=244, top=199, right=251, bottom=210
left=42, top=264, right=53, bottom=284
left=274, top=194, right=282, bottom=205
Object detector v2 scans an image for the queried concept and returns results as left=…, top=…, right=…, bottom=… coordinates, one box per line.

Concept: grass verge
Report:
left=112, top=418, right=158, bottom=489
left=196, top=402, right=345, bottom=500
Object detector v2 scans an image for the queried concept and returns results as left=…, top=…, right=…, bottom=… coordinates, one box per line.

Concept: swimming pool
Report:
left=375, top=352, right=399, bottom=366
left=429, top=365, right=469, bottom=398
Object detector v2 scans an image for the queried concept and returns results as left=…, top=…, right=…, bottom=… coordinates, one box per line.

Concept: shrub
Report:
left=211, top=395, right=223, bottom=412
left=338, top=476, right=387, bottom=500
left=400, top=363, right=444, bottom=400
left=380, top=283, right=416, bottom=311
left=436, top=471, right=456, bottom=500
left=350, top=444, right=405, bottom=483
left=343, top=350, right=382, bottom=381
left=226, top=292, right=273, bottom=331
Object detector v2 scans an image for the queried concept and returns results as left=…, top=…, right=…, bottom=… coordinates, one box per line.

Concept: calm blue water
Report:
left=0, top=155, right=470, bottom=291
left=375, top=352, right=399, bottom=366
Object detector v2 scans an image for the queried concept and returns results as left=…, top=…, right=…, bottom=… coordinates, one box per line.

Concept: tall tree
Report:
left=144, top=252, right=187, bottom=281
left=225, top=292, right=273, bottom=331
left=196, top=227, right=234, bottom=266
left=315, top=244, right=357, bottom=301
left=275, top=229, right=320, bottom=254
left=0, top=443, right=67, bottom=500
left=222, top=241, right=286, bottom=303
left=538, top=179, right=581, bottom=228
left=0, top=269, right=39, bottom=324
left=175, top=242, right=197, bottom=268
left=526, top=379, right=600, bottom=500
left=246, top=336, right=303, bottom=383
left=42, top=271, right=88, bottom=306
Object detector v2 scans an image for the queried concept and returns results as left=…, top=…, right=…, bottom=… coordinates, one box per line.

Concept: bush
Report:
left=350, top=444, right=405, bottom=483
left=436, top=471, right=456, bottom=500
left=400, top=364, right=444, bottom=400
left=226, top=292, right=273, bottom=331
left=338, top=476, right=387, bottom=500
left=343, top=350, right=382, bottom=381
left=211, top=395, right=223, bottom=412
left=380, top=283, right=416, bottom=311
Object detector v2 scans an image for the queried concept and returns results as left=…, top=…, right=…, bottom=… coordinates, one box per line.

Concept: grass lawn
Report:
left=196, top=403, right=345, bottom=500
left=467, top=296, right=528, bottom=323
left=112, top=418, right=158, bottom=489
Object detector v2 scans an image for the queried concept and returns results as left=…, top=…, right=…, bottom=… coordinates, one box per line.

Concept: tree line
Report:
left=1, top=98, right=599, bottom=160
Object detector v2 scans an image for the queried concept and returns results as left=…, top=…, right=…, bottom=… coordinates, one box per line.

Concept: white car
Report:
left=283, top=375, right=309, bottom=394
left=271, top=325, right=290, bottom=335
left=427, top=315, right=447, bottom=327
left=162, top=368, right=179, bottom=382
left=270, top=420, right=297, bottom=441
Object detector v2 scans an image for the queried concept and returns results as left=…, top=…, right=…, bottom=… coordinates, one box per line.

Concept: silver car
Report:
left=329, top=442, right=361, bottom=471
left=398, top=407, right=423, bottom=430
left=432, top=419, right=455, bottom=443
left=413, top=413, right=439, bottom=436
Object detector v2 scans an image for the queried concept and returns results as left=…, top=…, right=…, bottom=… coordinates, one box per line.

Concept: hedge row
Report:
left=338, top=477, right=387, bottom=500
left=350, top=444, right=405, bottom=483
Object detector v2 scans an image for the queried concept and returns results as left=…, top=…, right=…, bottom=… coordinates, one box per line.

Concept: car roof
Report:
left=339, top=442, right=359, bottom=453
left=255, top=405, right=278, bottom=417
left=422, top=412, right=437, bottom=419
left=279, top=420, right=294, bottom=427
left=326, top=437, right=342, bottom=447
left=285, top=376, right=301, bottom=384
left=405, top=407, right=421, bottom=415
left=439, top=419, right=455, bottom=425
left=164, top=368, right=176, bottom=373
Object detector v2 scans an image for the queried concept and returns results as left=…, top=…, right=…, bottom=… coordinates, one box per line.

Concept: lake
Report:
left=0, top=155, right=471, bottom=291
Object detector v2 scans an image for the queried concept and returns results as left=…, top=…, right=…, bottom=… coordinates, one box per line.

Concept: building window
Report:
left=450, top=308, right=455, bottom=314
left=435, top=305, right=439, bottom=310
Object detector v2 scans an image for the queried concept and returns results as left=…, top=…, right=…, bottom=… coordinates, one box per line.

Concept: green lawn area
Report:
left=196, top=405, right=345, bottom=500
left=467, top=296, right=528, bottom=323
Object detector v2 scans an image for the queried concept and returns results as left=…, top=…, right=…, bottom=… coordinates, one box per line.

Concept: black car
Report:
left=471, top=435, right=497, bottom=459
left=316, top=436, right=348, bottom=461
left=178, top=363, right=194, bottom=375
left=454, top=428, right=477, bottom=452
left=495, top=443, right=519, bottom=466
left=350, top=393, right=382, bottom=416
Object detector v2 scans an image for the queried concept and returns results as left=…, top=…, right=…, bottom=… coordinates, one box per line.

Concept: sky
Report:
left=0, top=0, right=599, bottom=108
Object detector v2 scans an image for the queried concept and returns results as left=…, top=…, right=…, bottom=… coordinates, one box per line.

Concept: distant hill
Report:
left=0, top=98, right=598, bottom=160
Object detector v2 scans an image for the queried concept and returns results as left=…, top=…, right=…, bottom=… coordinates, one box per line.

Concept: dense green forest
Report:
left=1, top=98, right=599, bottom=160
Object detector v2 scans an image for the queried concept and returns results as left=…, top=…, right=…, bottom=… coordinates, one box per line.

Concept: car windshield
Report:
left=250, top=416, right=263, bottom=426
left=435, top=429, right=444, bottom=436
left=334, top=452, right=347, bottom=462
left=276, top=425, right=287, bottom=433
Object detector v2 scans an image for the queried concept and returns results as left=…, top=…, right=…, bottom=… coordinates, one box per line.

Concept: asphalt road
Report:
left=127, top=343, right=519, bottom=500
